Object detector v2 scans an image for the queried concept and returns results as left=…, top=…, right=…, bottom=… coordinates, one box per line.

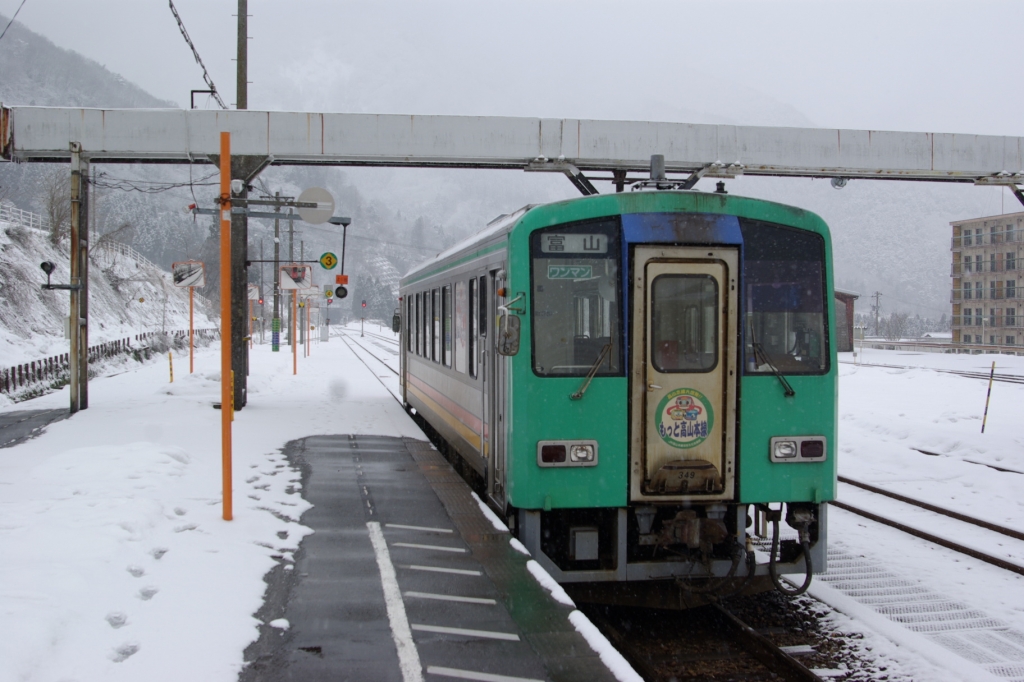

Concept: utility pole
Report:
left=272, top=193, right=281, bottom=351
left=299, top=240, right=304, bottom=345
left=872, top=291, right=882, bottom=337
left=236, top=0, right=247, bottom=110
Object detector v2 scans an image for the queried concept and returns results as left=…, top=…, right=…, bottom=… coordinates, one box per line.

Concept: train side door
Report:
left=485, top=269, right=508, bottom=510
left=629, top=246, right=738, bottom=503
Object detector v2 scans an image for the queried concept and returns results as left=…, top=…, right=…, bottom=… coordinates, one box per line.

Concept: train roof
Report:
left=402, top=204, right=535, bottom=280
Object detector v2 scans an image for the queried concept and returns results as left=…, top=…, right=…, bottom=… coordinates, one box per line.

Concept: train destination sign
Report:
left=547, top=265, right=593, bottom=280
left=539, top=233, right=607, bottom=254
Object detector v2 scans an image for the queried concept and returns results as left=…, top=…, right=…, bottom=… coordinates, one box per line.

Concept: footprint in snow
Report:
left=174, top=523, right=198, bottom=533
left=127, top=565, right=145, bottom=578
left=106, top=612, right=128, bottom=629
left=246, top=476, right=260, bottom=484
left=111, top=642, right=140, bottom=662
left=149, top=548, right=168, bottom=560
left=138, top=586, right=159, bottom=600
left=174, top=507, right=187, bottom=516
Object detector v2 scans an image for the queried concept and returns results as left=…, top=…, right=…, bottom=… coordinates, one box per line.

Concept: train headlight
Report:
left=770, top=436, right=827, bottom=463
left=537, top=440, right=599, bottom=467
left=774, top=440, right=798, bottom=459
left=569, top=444, right=595, bottom=463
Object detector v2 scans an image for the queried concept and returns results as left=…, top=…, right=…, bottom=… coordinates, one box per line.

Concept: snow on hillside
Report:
left=0, top=217, right=215, bottom=368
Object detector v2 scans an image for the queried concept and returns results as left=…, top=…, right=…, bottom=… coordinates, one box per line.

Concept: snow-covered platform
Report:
left=240, top=434, right=617, bottom=682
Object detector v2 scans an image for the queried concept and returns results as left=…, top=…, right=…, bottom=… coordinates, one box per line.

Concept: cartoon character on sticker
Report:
left=654, top=388, right=714, bottom=449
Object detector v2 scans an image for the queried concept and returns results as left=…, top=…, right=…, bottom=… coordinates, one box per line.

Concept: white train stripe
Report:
left=407, top=565, right=482, bottom=576
left=411, top=624, right=520, bottom=641
left=425, top=666, right=544, bottom=682
left=393, top=542, right=467, bottom=553
left=403, top=591, right=496, bottom=605
left=387, top=523, right=454, bottom=534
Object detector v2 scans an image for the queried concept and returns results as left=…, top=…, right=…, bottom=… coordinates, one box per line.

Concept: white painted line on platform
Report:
left=404, top=591, right=496, bottom=605
left=387, top=523, right=454, bottom=534
left=425, top=666, right=545, bottom=682
left=367, top=521, right=424, bottom=682
left=407, top=565, right=482, bottom=576
left=393, top=542, right=467, bottom=553
left=412, top=624, right=520, bottom=641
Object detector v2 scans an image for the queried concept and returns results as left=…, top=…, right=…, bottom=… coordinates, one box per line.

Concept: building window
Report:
left=965, top=285, right=972, bottom=300
left=990, top=308, right=998, bottom=326
left=1008, top=253, right=1016, bottom=271
left=990, top=335, right=997, bottom=345
left=1007, top=308, right=1016, bottom=327
left=1008, top=336, right=1016, bottom=346
left=992, top=225, right=1002, bottom=244
left=976, top=282, right=984, bottom=299
left=976, top=255, right=984, bottom=272
left=964, top=254, right=972, bottom=272
left=991, top=253, right=998, bottom=273
left=991, top=281, right=998, bottom=299
left=974, top=334, right=982, bottom=344
left=976, top=308, right=983, bottom=325
left=964, top=309, right=972, bottom=325
left=964, top=229, right=973, bottom=246
left=1008, top=281, right=1016, bottom=300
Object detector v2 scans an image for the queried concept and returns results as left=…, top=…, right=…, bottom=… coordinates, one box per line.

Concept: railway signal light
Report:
left=362, top=300, right=366, bottom=308
left=335, top=286, right=348, bottom=299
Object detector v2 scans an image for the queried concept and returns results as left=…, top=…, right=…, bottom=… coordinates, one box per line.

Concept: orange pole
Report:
left=292, top=290, right=298, bottom=375
left=219, top=132, right=233, bottom=521
left=189, top=286, right=194, bottom=374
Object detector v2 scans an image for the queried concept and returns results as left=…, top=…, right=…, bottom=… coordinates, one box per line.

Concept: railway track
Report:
left=840, top=359, right=1024, bottom=385
left=833, top=476, right=1024, bottom=577
left=583, top=600, right=827, bottom=682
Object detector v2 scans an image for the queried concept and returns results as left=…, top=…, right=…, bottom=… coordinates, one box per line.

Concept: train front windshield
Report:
left=530, top=219, right=622, bottom=376
left=740, top=219, right=829, bottom=374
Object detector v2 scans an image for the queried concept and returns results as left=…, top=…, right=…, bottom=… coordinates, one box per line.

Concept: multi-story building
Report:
left=951, top=211, right=1024, bottom=347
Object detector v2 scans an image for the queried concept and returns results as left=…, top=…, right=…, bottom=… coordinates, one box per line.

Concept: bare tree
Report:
left=95, top=220, right=136, bottom=249
left=881, top=312, right=910, bottom=341
left=39, top=166, right=71, bottom=246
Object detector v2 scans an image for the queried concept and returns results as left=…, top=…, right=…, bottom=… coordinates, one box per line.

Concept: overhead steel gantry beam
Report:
left=2, top=105, right=1024, bottom=196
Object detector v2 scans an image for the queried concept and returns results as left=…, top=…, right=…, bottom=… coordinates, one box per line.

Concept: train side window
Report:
left=469, top=279, right=478, bottom=377
left=416, top=293, right=422, bottom=355
left=455, top=281, right=467, bottom=373
left=432, top=288, right=440, bottom=362
left=406, top=297, right=413, bottom=353
left=442, top=284, right=453, bottom=367
left=479, top=276, right=488, bottom=338
left=424, top=291, right=432, bottom=360
left=419, top=292, right=426, bottom=357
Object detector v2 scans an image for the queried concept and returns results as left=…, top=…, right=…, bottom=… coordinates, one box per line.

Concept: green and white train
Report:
left=398, top=188, right=836, bottom=605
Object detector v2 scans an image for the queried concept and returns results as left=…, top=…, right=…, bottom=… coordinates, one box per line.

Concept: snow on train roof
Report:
left=402, top=204, right=535, bottom=279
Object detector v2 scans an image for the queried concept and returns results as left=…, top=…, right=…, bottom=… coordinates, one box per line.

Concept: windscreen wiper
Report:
left=747, top=316, right=795, bottom=397
left=570, top=343, right=612, bottom=400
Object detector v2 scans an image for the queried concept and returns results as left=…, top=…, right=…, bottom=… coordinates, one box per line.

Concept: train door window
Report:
left=740, top=219, right=828, bottom=374
left=455, top=281, right=468, bottom=373
left=469, top=279, right=478, bottom=377
left=479, top=276, right=488, bottom=338
left=416, top=293, right=422, bottom=355
left=443, top=284, right=453, bottom=367
left=651, top=275, right=718, bottom=372
left=407, top=297, right=413, bottom=352
left=420, top=292, right=428, bottom=357
left=432, top=288, right=440, bottom=362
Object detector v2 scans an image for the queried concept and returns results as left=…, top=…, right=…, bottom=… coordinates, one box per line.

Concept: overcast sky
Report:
left=5, top=0, right=1023, bottom=137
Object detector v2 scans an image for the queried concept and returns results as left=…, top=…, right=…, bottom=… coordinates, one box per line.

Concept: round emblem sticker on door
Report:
left=655, top=388, right=715, bottom=449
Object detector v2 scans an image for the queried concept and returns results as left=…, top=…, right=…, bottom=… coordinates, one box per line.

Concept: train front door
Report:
left=629, top=246, right=738, bottom=503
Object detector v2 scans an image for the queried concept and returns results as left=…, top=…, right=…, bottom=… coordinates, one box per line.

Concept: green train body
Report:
left=399, top=190, right=836, bottom=603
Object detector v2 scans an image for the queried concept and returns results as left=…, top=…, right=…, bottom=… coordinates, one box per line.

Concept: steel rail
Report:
left=839, top=476, right=1024, bottom=542
left=339, top=332, right=399, bottom=376
left=829, top=500, right=1024, bottom=577
left=840, top=360, right=1024, bottom=384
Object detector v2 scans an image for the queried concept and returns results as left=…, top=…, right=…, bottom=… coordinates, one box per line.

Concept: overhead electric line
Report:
left=167, top=0, right=227, bottom=110
left=0, top=0, right=28, bottom=43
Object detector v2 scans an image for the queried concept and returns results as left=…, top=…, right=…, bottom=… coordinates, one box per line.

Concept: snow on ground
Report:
left=0, top=329, right=421, bottom=682
left=1, top=334, right=1023, bottom=681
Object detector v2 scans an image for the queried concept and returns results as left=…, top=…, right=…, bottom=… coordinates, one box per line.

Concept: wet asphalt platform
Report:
left=0, top=409, right=69, bottom=448
left=240, top=434, right=617, bottom=682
